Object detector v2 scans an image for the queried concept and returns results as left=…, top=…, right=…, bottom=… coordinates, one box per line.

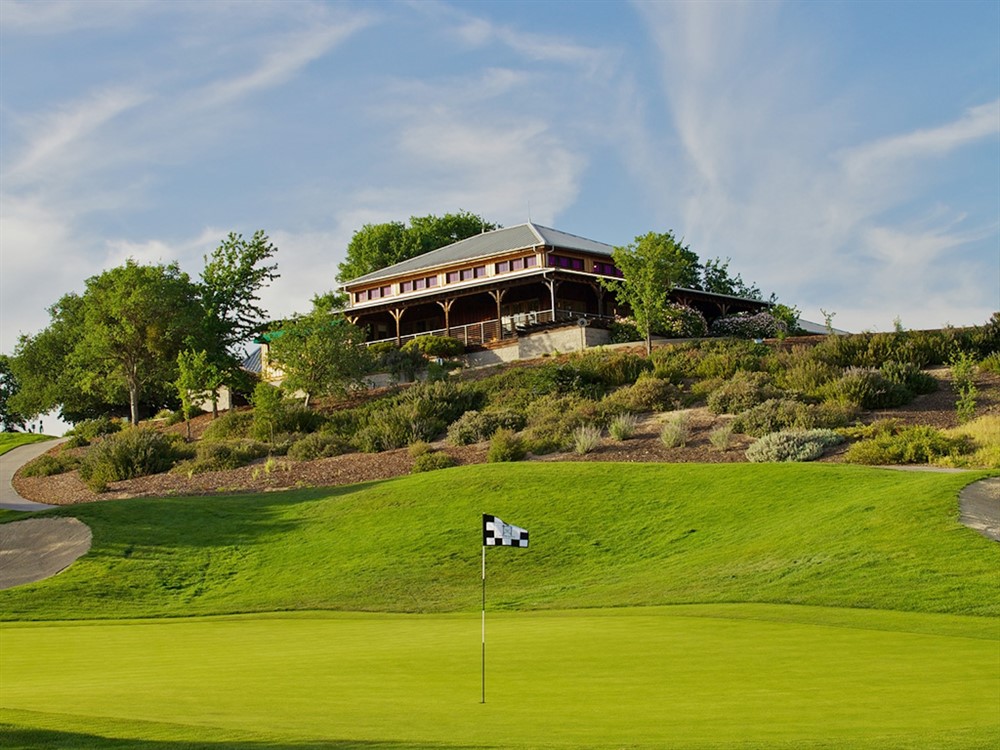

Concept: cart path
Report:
left=0, top=438, right=67, bottom=511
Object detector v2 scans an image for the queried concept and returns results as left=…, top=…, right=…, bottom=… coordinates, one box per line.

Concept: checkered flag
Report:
left=483, top=514, right=529, bottom=548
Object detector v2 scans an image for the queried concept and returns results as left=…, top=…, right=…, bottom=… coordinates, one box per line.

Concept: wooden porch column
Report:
left=716, top=302, right=730, bottom=317
left=545, top=278, right=560, bottom=321
left=436, top=298, right=456, bottom=336
left=346, top=315, right=358, bottom=325
left=389, top=308, right=406, bottom=345
left=590, top=282, right=607, bottom=318
left=488, top=289, right=507, bottom=340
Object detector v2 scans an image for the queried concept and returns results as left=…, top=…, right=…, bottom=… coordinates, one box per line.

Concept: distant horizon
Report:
left=2, top=0, right=998, bottom=353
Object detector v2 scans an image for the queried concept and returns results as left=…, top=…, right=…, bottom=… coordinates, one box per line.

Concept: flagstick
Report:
left=481, top=543, right=486, bottom=704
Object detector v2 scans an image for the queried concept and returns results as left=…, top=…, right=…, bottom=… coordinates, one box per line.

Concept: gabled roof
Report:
left=342, top=222, right=615, bottom=287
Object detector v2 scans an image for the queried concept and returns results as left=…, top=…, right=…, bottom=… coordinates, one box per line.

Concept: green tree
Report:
left=266, top=294, right=374, bottom=408
left=199, top=230, right=279, bottom=359
left=601, top=231, right=700, bottom=355
left=0, top=355, right=27, bottom=432
left=73, top=261, right=202, bottom=425
left=9, top=293, right=130, bottom=423
left=336, top=211, right=498, bottom=282
left=176, top=349, right=224, bottom=438
left=699, top=257, right=762, bottom=299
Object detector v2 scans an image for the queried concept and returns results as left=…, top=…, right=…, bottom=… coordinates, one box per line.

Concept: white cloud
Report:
left=842, top=100, right=1000, bottom=181
left=630, top=1, right=998, bottom=331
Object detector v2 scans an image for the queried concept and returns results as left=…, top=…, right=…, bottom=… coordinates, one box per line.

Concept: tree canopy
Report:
left=0, top=355, right=26, bottom=432
left=265, top=294, right=373, bottom=408
left=336, top=211, right=499, bottom=283
left=601, top=231, right=700, bottom=355
left=10, top=231, right=280, bottom=426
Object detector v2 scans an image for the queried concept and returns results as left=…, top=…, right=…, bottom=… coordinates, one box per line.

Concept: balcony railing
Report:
left=366, top=309, right=613, bottom=348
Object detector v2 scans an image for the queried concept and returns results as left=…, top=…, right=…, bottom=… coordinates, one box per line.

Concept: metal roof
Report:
left=343, top=222, right=615, bottom=287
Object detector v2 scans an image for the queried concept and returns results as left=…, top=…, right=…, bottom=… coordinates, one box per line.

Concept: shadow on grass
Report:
left=45, top=482, right=393, bottom=551
left=0, top=725, right=486, bottom=750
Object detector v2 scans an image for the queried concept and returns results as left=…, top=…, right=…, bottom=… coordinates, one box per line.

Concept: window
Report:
left=426, top=275, right=438, bottom=287
left=401, top=280, right=413, bottom=293
left=414, top=278, right=425, bottom=290
left=525, top=256, right=537, bottom=268
left=511, top=258, right=523, bottom=271
left=495, top=260, right=510, bottom=274
left=355, top=292, right=364, bottom=303
left=460, top=268, right=474, bottom=281
left=381, top=286, right=392, bottom=297
left=474, top=265, right=486, bottom=278
left=548, top=254, right=583, bottom=270
left=446, top=271, right=460, bottom=284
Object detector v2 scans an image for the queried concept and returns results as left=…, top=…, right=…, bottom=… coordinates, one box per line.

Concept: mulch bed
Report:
left=13, top=369, right=997, bottom=506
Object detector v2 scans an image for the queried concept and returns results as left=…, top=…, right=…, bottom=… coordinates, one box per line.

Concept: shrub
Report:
left=706, top=371, right=781, bottom=415
left=282, top=405, right=327, bottom=434
left=21, top=452, right=81, bottom=477
left=574, top=350, right=653, bottom=388
left=251, top=382, right=286, bottom=441
left=776, top=355, right=841, bottom=397
left=820, top=367, right=911, bottom=409
left=180, top=439, right=270, bottom=474
left=72, top=416, right=122, bottom=441
left=378, top=347, right=425, bottom=382
left=708, top=423, right=734, bottom=450
left=288, top=433, right=348, bottom=461
left=710, top=312, right=786, bottom=339
left=411, top=451, right=457, bottom=473
left=844, top=425, right=971, bottom=466
left=572, top=424, right=603, bottom=454
left=487, top=428, right=526, bottom=462
left=80, top=428, right=180, bottom=492
left=746, top=429, right=844, bottom=463
left=522, top=395, right=594, bottom=454
left=657, top=304, right=708, bottom=338
left=693, top=340, right=770, bottom=380
left=608, top=319, right=642, bottom=344
left=608, top=413, right=639, bottom=441
left=447, top=409, right=526, bottom=445
left=401, top=335, right=465, bottom=358
left=408, top=440, right=434, bottom=458
left=63, top=434, right=90, bottom=449
left=880, top=360, right=937, bottom=396
left=602, top=376, right=678, bottom=414
left=950, top=351, right=978, bottom=424
left=939, top=416, right=1000, bottom=469
left=650, top=343, right=703, bottom=382
left=979, top=351, right=1000, bottom=375
left=202, top=410, right=254, bottom=441
left=731, top=398, right=856, bottom=437
left=659, top=413, right=690, bottom=448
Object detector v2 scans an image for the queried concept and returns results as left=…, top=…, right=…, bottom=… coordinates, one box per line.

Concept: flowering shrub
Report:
left=710, top=311, right=786, bottom=339
left=658, top=304, right=708, bottom=338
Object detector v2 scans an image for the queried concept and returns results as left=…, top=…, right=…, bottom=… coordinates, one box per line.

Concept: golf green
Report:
left=2, top=604, right=997, bottom=749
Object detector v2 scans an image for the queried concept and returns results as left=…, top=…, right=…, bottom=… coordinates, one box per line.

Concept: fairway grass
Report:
left=1, top=463, right=997, bottom=620
left=1, top=463, right=998, bottom=748
left=2, top=605, right=998, bottom=749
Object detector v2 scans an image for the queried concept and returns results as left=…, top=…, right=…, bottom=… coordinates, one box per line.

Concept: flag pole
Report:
left=481, top=542, right=486, bottom=704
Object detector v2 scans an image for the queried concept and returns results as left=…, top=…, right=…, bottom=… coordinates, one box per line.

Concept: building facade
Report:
left=340, top=223, right=769, bottom=347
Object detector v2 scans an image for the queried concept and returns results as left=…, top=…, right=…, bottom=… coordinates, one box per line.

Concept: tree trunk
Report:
left=644, top=327, right=652, bottom=357
left=303, top=391, right=311, bottom=410
left=129, top=384, right=140, bottom=426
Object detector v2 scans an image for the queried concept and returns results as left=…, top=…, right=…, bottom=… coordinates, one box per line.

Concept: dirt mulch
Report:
left=13, top=369, right=998, bottom=507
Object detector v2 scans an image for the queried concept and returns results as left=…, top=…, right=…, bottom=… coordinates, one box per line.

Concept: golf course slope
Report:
left=1, top=462, right=998, bottom=749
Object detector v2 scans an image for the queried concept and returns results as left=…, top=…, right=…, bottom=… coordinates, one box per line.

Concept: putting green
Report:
left=2, top=605, right=997, bottom=749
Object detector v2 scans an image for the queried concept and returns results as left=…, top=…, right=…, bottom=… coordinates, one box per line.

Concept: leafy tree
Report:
left=601, top=231, right=700, bottom=355
left=9, top=293, right=130, bottom=422
left=0, top=355, right=26, bottom=432
left=336, top=211, right=498, bottom=282
left=199, top=230, right=279, bottom=359
left=265, top=294, right=374, bottom=408
left=176, top=349, right=224, bottom=438
left=699, top=257, right=762, bottom=299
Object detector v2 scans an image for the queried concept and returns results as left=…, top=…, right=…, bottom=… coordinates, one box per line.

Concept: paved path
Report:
left=0, top=438, right=67, bottom=511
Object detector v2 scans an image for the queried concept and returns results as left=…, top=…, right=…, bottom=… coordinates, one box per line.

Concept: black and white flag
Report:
left=483, top=514, right=529, bottom=547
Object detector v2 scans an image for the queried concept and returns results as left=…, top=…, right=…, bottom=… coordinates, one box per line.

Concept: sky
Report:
left=2, top=0, right=998, bottom=360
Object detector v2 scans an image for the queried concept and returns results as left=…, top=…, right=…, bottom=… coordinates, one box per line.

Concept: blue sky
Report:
left=2, top=0, right=998, bottom=357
